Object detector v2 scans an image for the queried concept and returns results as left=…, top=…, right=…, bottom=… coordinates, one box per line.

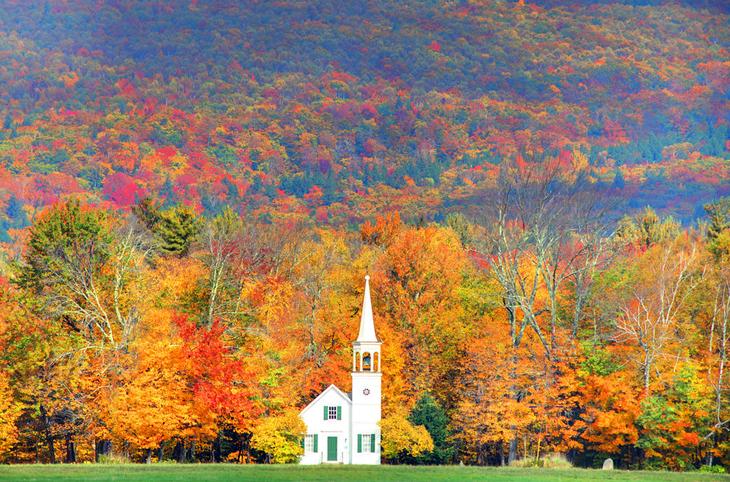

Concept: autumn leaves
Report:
left=0, top=188, right=728, bottom=467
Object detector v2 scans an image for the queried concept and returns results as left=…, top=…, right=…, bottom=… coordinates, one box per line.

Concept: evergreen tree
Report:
left=704, top=197, right=730, bottom=258
left=132, top=197, right=162, bottom=232
left=154, top=206, right=199, bottom=257
left=408, top=394, right=455, bottom=464
left=443, top=212, right=473, bottom=247
left=704, top=197, right=730, bottom=242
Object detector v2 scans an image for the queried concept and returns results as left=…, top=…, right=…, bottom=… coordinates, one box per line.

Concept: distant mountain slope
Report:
left=0, top=0, right=727, bottom=242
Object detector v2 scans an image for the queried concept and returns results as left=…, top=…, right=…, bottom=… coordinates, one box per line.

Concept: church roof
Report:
left=299, top=384, right=351, bottom=416
left=356, top=275, right=379, bottom=343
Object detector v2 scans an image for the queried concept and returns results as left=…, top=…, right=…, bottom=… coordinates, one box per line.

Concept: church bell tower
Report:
left=350, top=275, right=382, bottom=464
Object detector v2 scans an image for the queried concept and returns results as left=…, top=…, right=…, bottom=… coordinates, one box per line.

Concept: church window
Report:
left=305, top=434, right=318, bottom=453
left=362, top=434, right=371, bottom=452
left=323, top=405, right=342, bottom=420
left=358, top=433, right=376, bottom=453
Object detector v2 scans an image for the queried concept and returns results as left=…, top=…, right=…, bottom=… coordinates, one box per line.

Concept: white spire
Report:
left=356, top=275, right=378, bottom=342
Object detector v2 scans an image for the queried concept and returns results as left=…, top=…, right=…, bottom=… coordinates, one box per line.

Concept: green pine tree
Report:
left=408, top=394, right=455, bottom=464
left=154, top=205, right=199, bottom=257
left=704, top=197, right=730, bottom=242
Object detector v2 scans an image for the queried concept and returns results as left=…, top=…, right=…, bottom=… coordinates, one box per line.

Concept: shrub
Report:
left=510, top=453, right=573, bottom=469
left=97, top=453, right=132, bottom=464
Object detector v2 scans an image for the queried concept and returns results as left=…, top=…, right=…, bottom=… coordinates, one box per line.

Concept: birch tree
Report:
left=707, top=263, right=730, bottom=465
left=616, top=238, right=701, bottom=393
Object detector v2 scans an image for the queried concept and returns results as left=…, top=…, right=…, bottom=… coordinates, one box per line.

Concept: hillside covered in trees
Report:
left=0, top=0, right=728, bottom=245
left=0, top=0, right=728, bottom=472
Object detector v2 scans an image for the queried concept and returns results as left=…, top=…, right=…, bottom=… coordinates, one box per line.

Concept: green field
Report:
left=0, top=465, right=727, bottom=482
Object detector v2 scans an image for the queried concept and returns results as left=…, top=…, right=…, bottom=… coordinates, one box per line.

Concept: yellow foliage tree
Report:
left=0, top=371, right=19, bottom=457
left=250, top=410, right=306, bottom=464
left=380, top=413, right=434, bottom=461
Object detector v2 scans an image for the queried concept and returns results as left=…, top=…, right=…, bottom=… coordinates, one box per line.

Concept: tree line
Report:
left=0, top=160, right=728, bottom=470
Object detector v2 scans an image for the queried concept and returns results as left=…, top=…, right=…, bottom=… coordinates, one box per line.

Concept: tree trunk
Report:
left=238, top=435, right=245, bottom=463
left=39, top=404, right=56, bottom=464
left=96, top=440, right=112, bottom=462
left=188, top=440, right=196, bottom=462
left=508, top=331, right=520, bottom=466
left=572, top=295, right=584, bottom=340
left=214, top=432, right=222, bottom=463
left=712, top=295, right=727, bottom=466
left=174, top=440, right=186, bottom=463
left=158, top=441, right=165, bottom=463
left=508, top=438, right=518, bottom=464
left=65, top=434, right=76, bottom=463
left=146, top=449, right=152, bottom=464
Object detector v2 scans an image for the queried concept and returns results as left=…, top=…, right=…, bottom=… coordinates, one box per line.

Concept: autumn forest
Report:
left=0, top=0, right=728, bottom=472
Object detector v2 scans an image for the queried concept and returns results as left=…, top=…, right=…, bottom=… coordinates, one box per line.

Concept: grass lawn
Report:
left=0, top=465, right=727, bottom=482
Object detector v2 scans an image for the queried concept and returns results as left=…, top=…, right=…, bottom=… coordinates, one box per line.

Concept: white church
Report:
left=299, top=275, right=382, bottom=464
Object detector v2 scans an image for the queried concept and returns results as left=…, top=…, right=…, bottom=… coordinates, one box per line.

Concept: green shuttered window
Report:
left=357, top=434, right=377, bottom=453
left=324, top=405, right=341, bottom=420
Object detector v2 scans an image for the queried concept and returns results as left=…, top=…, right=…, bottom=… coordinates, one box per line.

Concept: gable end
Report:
left=299, top=384, right=352, bottom=417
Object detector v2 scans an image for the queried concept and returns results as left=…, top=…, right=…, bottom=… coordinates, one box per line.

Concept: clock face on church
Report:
left=362, top=388, right=370, bottom=396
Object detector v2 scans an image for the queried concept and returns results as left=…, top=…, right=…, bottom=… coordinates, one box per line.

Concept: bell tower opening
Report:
left=362, top=352, right=371, bottom=371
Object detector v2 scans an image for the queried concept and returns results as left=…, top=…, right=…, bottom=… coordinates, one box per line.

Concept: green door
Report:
left=327, top=436, right=338, bottom=462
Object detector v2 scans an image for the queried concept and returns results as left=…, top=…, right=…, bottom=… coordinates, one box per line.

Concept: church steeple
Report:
left=356, top=275, right=378, bottom=343
left=352, top=275, right=382, bottom=373
left=350, top=274, right=382, bottom=464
